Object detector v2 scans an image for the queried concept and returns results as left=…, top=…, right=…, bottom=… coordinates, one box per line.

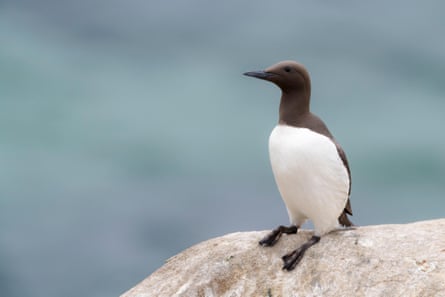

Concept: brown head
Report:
left=244, top=60, right=312, bottom=123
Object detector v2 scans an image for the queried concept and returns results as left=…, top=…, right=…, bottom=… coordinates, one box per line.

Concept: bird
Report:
left=243, top=60, right=353, bottom=271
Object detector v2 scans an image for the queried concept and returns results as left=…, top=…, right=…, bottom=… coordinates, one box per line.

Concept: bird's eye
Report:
left=284, top=66, right=291, bottom=72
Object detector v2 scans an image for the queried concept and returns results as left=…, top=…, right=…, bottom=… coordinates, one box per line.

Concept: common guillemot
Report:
left=244, top=60, right=353, bottom=271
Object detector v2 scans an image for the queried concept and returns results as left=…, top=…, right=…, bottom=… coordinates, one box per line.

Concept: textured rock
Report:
left=121, top=219, right=445, bottom=297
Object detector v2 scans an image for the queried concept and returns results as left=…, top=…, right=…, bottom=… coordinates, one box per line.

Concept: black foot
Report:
left=282, top=235, right=320, bottom=271
left=259, top=225, right=298, bottom=247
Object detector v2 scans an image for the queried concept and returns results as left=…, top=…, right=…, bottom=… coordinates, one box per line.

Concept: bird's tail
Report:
left=338, top=211, right=354, bottom=227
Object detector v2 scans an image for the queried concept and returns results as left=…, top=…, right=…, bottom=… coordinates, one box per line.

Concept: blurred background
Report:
left=1, top=0, right=445, bottom=296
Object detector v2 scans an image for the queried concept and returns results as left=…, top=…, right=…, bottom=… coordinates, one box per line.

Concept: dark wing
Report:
left=298, top=113, right=353, bottom=224
left=335, top=143, right=352, bottom=212
left=335, top=142, right=354, bottom=226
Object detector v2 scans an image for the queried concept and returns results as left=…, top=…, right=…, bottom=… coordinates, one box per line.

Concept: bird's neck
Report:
left=278, top=90, right=310, bottom=126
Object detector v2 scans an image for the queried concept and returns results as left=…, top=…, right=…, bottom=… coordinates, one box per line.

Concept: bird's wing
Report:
left=335, top=143, right=353, bottom=215
left=301, top=113, right=353, bottom=217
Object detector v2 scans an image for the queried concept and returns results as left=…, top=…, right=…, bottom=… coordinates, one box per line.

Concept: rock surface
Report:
left=121, top=219, right=445, bottom=297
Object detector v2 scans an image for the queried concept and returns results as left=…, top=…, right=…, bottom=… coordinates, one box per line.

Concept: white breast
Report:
left=269, top=125, right=349, bottom=235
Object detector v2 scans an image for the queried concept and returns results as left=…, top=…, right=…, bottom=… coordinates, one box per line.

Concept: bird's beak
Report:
left=243, top=70, right=275, bottom=80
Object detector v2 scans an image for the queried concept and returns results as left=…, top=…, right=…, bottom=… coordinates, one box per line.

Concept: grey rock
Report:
left=121, top=219, right=445, bottom=297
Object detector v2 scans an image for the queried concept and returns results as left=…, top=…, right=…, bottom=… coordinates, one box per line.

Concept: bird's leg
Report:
left=259, top=225, right=298, bottom=247
left=282, top=235, right=320, bottom=271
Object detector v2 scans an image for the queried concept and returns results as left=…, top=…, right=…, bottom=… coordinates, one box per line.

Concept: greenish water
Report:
left=1, top=1, right=445, bottom=296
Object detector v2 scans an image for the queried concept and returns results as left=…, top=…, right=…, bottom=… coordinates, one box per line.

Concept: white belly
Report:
left=269, top=125, right=349, bottom=235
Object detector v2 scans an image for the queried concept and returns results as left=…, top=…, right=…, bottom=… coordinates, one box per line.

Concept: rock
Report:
left=121, top=219, right=445, bottom=297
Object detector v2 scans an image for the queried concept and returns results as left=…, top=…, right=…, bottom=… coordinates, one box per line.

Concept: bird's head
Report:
left=244, top=60, right=311, bottom=96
